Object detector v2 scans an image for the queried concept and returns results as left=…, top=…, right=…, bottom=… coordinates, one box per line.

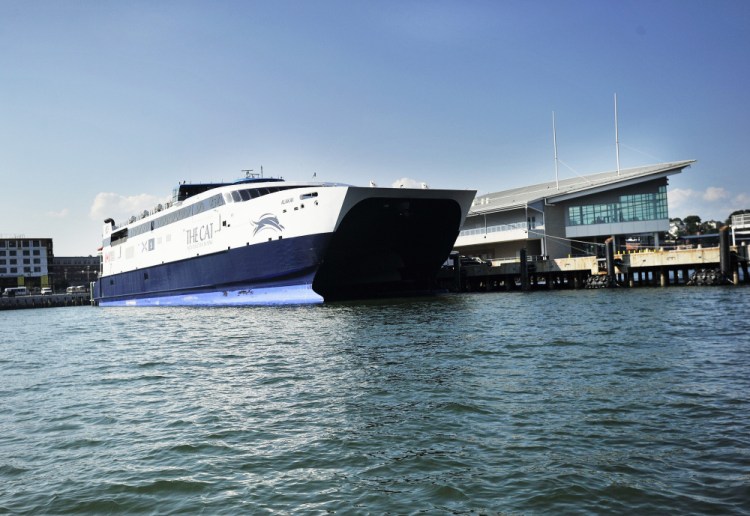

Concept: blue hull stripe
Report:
left=94, top=233, right=331, bottom=305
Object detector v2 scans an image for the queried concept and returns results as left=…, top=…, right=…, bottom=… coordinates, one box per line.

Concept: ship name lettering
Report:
left=186, top=223, right=214, bottom=245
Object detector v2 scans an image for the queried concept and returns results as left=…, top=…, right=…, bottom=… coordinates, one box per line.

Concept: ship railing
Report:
left=111, top=201, right=176, bottom=230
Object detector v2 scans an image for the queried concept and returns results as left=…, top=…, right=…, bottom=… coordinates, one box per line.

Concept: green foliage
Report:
left=684, top=215, right=701, bottom=234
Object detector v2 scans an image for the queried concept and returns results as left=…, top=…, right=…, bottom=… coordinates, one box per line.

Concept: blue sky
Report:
left=2, top=0, right=749, bottom=255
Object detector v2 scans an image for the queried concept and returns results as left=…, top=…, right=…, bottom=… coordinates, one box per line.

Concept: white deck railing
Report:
left=732, top=213, right=750, bottom=230
left=459, top=222, right=529, bottom=237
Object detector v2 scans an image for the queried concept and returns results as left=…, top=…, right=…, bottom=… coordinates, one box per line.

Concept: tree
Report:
left=684, top=215, right=702, bottom=234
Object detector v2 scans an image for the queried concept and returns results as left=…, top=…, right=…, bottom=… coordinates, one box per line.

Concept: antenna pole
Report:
left=614, top=93, right=621, bottom=176
left=553, top=111, right=560, bottom=189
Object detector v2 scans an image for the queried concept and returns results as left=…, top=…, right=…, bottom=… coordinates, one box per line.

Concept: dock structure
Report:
left=438, top=254, right=597, bottom=292
left=615, top=247, right=718, bottom=287
left=438, top=242, right=749, bottom=292
left=454, top=161, right=696, bottom=270
left=0, top=293, right=91, bottom=310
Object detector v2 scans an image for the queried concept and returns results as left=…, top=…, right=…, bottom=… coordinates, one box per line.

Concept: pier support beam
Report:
left=453, top=254, right=462, bottom=292
left=605, top=237, right=616, bottom=286
left=720, top=226, right=732, bottom=282
left=604, top=239, right=614, bottom=280
left=519, top=248, right=529, bottom=291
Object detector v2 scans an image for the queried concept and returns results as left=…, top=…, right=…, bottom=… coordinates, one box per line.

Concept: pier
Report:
left=0, top=293, right=91, bottom=310
left=438, top=241, right=749, bottom=292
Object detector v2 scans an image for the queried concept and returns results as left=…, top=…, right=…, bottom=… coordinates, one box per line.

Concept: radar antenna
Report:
left=242, top=167, right=264, bottom=179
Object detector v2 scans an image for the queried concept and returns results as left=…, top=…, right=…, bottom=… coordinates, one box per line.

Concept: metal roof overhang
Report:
left=467, top=171, right=675, bottom=215
left=467, top=203, right=527, bottom=216
left=544, top=169, right=684, bottom=205
left=466, top=160, right=694, bottom=216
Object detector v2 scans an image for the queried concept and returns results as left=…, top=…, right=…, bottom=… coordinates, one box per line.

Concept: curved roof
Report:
left=469, top=160, right=695, bottom=214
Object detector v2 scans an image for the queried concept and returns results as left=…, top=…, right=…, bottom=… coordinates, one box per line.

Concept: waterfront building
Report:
left=731, top=213, right=750, bottom=246
left=0, top=236, right=101, bottom=293
left=48, top=256, right=100, bottom=292
left=0, top=237, right=54, bottom=291
left=454, top=160, right=695, bottom=261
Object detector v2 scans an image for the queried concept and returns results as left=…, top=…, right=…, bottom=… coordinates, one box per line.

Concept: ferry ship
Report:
left=92, top=175, right=475, bottom=306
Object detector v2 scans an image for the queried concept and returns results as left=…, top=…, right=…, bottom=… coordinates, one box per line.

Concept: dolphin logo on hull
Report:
left=251, top=213, right=285, bottom=236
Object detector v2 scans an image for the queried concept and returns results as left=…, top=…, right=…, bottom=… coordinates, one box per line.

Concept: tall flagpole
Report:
left=614, top=93, right=621, bottom=176
left=553, top=111, right=560, bottom=189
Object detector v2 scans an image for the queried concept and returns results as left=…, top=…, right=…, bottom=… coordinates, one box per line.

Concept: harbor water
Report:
left=2, top=288, right=749, bottom=514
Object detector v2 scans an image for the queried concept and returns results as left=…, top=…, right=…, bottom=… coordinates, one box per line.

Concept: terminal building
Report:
left=454, top=160, right=695, bottom=262
left=0, top=236, right=100, bottom=293
left=0, top=237, right=54, bottom=291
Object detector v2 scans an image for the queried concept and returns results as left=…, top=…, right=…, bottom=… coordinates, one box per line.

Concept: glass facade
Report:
left=568, top=186, right=667, bottom=226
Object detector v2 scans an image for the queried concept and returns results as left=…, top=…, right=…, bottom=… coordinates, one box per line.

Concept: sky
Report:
left=2, top=0, right=749, bottom=255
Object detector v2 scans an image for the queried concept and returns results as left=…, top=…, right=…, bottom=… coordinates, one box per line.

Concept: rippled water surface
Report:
left=2, top=287, right=750, bottom=514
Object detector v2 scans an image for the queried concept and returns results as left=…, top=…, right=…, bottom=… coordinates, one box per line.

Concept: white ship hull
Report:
left=93, top=179, right=475, bottom=306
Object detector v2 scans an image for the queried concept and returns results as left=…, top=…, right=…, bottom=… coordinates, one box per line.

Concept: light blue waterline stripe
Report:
left=98, top=284, right=323, bottom=306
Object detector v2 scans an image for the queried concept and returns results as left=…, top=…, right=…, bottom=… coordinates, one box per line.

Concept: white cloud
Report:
left=668, top=188, right=697, bottom=212
left=47, top=208, right=69, bottom=218
left=669, top=186, right=750, bottom=221
left=702, top=187, right=729, bottom=202
left=89, top=192, right=164, bottom=223
left=732, top=193, right=750, bottom=206
left=391, top=177, right=424, bottom=189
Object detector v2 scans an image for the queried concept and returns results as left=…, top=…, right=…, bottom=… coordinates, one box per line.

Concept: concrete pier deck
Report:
left=438, top=245, right=748, bottom=292
left=0, top=293, right=91, bottom=310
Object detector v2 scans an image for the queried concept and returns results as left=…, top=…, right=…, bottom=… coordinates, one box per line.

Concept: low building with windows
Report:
left=0, top=237, right=54, bottom=291
left=731, top=213, right=750, bottom=247
left=48, top=256, right=100, bottom=292
left=454, top=160, right=695, bottom=261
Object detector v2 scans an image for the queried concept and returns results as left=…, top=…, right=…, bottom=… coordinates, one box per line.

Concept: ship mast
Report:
left=614, top=93, right=621, bottom=176
left=552, top=111, right=560, bottom=189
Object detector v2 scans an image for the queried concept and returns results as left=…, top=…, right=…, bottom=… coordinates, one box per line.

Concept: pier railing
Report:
left=459, top=221, right=529, bottom=237
left=489, top=254, right=547, bottom=265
